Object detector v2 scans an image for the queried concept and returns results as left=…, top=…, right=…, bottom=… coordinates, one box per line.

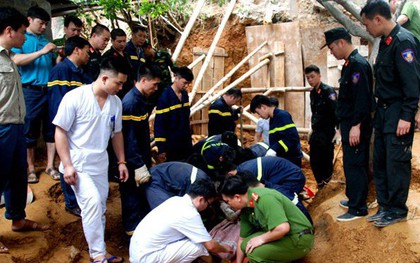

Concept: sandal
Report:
left=106, top=255, right=123, bottom=263
left=27, top=171, right=39, bottom=184
left=11, top=219, right=49, bottom=232
left=45, top=167, right=60, bottom=181
left=0, top=241, right=9, bottom=254
left=92, top=258, right=108, bottom=263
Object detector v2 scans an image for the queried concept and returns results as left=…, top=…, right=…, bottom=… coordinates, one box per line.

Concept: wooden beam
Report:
left=188, top=54, right=206, bottom=69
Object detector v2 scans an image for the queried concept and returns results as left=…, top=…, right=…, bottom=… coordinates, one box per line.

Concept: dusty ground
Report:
left=0, top=131, right=419, bottom=263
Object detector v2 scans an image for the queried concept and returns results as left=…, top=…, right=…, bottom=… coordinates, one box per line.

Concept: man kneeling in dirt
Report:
left=129, top=178, right=233, bottom=263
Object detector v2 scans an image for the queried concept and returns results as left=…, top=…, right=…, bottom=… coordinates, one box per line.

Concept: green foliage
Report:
left=138, top=0, right=188, bottom=18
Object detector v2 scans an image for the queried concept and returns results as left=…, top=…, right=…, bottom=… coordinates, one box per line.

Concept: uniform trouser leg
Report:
left=59, top=172, right=78, bottom=209
left=310, top=135, right=334, bottom=184
left=0, top=124, right=27, bottom=220
left=342, top=142, right=369, bottom=215
left=144, top=182, right=174, bottom=209
left=72, top=172, right=108, bottom=259
left=373, top=131, right=412, bottom=216
left=119, top=171, right=150, bottom=232
left=241, top=231, right=314, bottom=263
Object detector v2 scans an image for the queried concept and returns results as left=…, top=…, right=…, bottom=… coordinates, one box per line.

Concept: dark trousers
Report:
left=373, top=130, right=412, bottom=216
left=59, top=172, right=79, bottom=210
left=119, top=171, right=150, bottom=232
left=0, top=124, right=27, bottom=220
left=309, top=131, right=334, bottom=184
left=23, top=88, right=54, bottom=146
left=342, top=141, right=369, bottom=215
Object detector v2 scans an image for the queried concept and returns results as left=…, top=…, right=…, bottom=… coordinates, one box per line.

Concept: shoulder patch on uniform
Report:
left=401, top=49, right=415, bottom=63
left=251, top=192, right=260, bottom=202
left=351, top=72, right=360, bottom=84
left=328, top=93, right=337, bottom=101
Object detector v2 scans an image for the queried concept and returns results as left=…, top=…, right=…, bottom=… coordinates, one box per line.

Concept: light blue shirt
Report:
left=11, top=32, right=53, bottom=85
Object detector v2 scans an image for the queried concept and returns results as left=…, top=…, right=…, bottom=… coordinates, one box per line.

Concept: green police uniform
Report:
left=240, top=188, right=314, bottom=263
left=401, top=2, right=420, bottom=42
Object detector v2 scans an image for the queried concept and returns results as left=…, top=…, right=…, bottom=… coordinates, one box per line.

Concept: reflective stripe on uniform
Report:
left=279, top=140, right=289, bottom=152
left=208, top=109, right=232, bottom=117
left=155, top=137, right=167, bottom=142
left=292, top=193, right=299, bottom=205
left=269, top=123, right=296, bottom=134
left=155, top=103, right=189, bottom=114
left=122, top=113, right=148, bottom=121
left=257, top=142, right=269, bottom=149
left=47, top=80, right=84, bottom=87
left=257, top=157, right=263, bottom=181
left=190, top=166, right=198, bottom=183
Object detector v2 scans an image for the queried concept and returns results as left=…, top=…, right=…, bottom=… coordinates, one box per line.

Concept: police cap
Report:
left=321, top=27, right=351, bottom=49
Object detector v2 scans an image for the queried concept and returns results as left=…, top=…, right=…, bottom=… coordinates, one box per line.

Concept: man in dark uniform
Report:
left=208, top=88, right=242, bottom=136
left=324, top=27, right=374, bottom=222
left=154, top=67, right=194, bottom=162
left=124, top=25, right=147, bottom=81
left=103, top=28, right=133, bottom=99
left=119, top=65, right=161, bottom=235
left=305, top=64, right=337, bottom=189
left=250, top=95, right=303, bottom=167
left=361, top=0, right=420, bottom=227
left=143, top=42, right=177, bottom=113
left=84, top=24, right=110, bottom=80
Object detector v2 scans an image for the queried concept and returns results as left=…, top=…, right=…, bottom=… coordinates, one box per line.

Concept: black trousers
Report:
left=342, top=140, right=369, bottom=215
left=309, top=130, right=334, bottom=185
left=373, top=130, right=412, bottom=216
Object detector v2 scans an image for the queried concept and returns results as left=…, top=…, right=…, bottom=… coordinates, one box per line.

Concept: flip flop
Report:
left=0, top=241, right=9, bottom=254
left=27, top=171, right=39, bottom=184
left=106, top=255, right=124, bottom=263
left=11, top=219, right=49, bottom=232
left=92, top=259, right=108, bottom=263
left=45, top=167, right=60, bottom=181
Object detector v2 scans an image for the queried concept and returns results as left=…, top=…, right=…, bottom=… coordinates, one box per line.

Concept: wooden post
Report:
left=191, top=41, right=267, bottom=111
left=189, top=0, right=237, bottom=104
left=171, top=0, right=206, bottom=62
left=191, top=58, right=270, bottom=115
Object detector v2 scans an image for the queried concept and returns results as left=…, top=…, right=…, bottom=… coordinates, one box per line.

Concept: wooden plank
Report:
left=191, top=47, right=204, bottom=134
left=272, top=41, right=285, bottom=109
left=245, top=23, right=305, bottom=127
left=301, top=26, right=328, bottom=128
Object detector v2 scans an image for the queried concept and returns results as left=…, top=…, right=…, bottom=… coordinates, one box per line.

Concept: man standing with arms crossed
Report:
left=54, top=57, right=129, bottom=262
left=361, top=0, right=420, bottom=227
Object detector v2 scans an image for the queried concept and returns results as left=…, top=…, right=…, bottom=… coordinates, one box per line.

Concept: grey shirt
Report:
left=0, top=46, right=25, bottom=124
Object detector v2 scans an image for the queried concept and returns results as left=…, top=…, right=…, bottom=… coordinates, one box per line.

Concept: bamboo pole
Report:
left=188, top=54, right=206, bottom=69
left=189, top=0, right=237, bottom=104
left=191, top=58, right=271, bottom=116
left=191, top=41, right=268, bottom=111
left=171, top=0, right=206, bottom=62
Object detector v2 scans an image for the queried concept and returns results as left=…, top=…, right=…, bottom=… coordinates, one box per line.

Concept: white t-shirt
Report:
left=256, top=118, right=269, bottom=144
left=53, top=84, right=122, bottom=175
left=130, top=195, right=212, bottom=261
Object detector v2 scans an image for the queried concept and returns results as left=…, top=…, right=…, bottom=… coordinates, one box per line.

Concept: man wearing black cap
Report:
left=361, top=0, right=420, bottom=228
left=323, top=27, right=374, bottom=222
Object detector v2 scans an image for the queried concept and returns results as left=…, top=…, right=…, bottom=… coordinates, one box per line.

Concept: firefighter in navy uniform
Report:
left=208, top=88, right=242, bottom=136
left=124, top=25, right=147, bottom=81
left=305, top=65, right=337, bottom=189
left=324, top=27, right=374, bottom=222
left=361, top=1, right=420, bottom=227
left=83, top=24, right=110, bottom=80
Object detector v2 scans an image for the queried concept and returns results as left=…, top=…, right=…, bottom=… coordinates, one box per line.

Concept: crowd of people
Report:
left=0, top=0, right=419, bottom=262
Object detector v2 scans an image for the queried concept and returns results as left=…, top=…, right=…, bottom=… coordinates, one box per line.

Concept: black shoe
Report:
left=366, top=208, right=386, bottom=222
left=65, top=206, right=81, bottom=217
left=374, top=213, right=406, bottom=228
left=339, top=200, right=349, bottom=209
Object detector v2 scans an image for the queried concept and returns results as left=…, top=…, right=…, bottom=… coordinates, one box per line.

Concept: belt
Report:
left=297, top=228, right=314, bottom=237
left=23, top=84, right=48, bottom=93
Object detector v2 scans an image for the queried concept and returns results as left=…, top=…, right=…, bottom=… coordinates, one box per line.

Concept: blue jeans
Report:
left=0, top=124, right=27, bottom=220
left=59, top=172, right=79, bottom=209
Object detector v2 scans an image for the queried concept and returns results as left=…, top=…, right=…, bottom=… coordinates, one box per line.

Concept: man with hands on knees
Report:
left=220, top=176, right=314, bottom=263
left=119, top=64, right=161, bottom=235
left=54, top=57, right=129, bottom=263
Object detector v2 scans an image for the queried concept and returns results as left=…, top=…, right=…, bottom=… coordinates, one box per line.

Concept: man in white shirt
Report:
left=129, top=178, right=233, bottom=263
left=54, top=57, right=129, bottom=263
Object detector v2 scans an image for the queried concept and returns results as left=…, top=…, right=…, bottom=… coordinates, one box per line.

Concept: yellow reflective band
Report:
left=207, top=164, right=215, bottom=170
left=279, top=140, right=289, bottom=152
left=155, top=103, right=186, bottom=114
left=269, top=123, right=296, bottom=134
left=257, top=142, right=269, bottom=149
left=155, top=138, right=167, bottom=142
left=47, top=80, right=84, bottom=87
left=257, top=157, right=263, bottom=181
left=208, top=109, right=232, bottom=117
left=130, top=55, right=138, bottom=60
left=122, top=113, right=148, bottom=121
left=183, top=102, right=190, bottom=107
